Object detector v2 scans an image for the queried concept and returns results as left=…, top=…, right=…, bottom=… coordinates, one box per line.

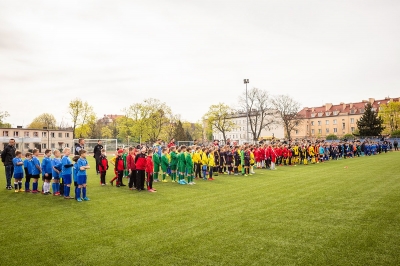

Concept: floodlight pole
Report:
left=244, top=79, right=249, bottom=143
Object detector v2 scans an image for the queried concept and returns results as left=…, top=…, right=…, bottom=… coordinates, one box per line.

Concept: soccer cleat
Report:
left=192, top=182, right=196, bottom=185
left=19, top=189, right=25, bottom=192
left=25, top=189, right=31, bottom=193
left=15, top=189, right=19, bottom=193
left=77, top=198, right=82, bottom=202
left=64, top=196, right=73, bottom=199
left=120, top=184, right=126, bottom=187
left=32, top=190, right=39, bottom=194
left=162, top=180, right=168, bottom=183
left=109, top=180, right=114, bottom=186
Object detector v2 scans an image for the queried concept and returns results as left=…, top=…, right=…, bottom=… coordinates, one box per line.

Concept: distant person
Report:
left=394, top=140, right=398, bottom=151
left=75, top=138, right=85, bottom=156
left=167, top=138, right=175, bottom=148
left=30, top=149, right=42, bottom=194
left=12, top=151, right=24, bottom=192
left=93, top=140, right=103, bottom=174
left=76, top=149, right=90, bottom=202
left=61, top=147, right=74, bottom=199
left=1, top=138, right=16, bottom=190
left=98, top=149, right=109, bottom=186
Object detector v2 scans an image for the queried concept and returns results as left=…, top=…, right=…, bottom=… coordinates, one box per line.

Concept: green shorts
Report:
left=170, top=164, right=177, bottom=171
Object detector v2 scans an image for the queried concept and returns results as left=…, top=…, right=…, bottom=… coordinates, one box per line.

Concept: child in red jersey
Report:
left=145, top=149, right=156, bottom=192
left=135, top=146, right=147, bottom=192
left=98, top=149, right=109, bottom=186
left=115, top=149, right=126, bottom=187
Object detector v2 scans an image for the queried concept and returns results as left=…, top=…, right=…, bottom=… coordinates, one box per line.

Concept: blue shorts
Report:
left=14, top=173, right=23, bottom=179
left=77, top=175, right=87, bottom=185
left=62, top=174, right=72, bottom=185
left=53, top=175, right=60, bottom=180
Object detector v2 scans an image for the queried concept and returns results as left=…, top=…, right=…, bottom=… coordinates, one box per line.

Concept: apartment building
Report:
left=0, top=127, right=74, bottom=153
left=294, top=97, right=399, bottom=139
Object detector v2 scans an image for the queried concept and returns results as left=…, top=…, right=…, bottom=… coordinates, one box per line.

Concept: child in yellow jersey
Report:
left=192, top=147, right=202, bottom=179
left=200, top=148, right=208, bottom=180
left=207, top=149, right=215, bottom=180
left=250, top=148, right=255, bottom=174
left=109, top=152, right=119, bottom=186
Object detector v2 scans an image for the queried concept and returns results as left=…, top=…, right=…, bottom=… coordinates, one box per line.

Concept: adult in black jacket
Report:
left=1, top=139, right=16, bottom=190
left=93, top=140, right=103, bottom=174
left=75, top=138, right=85, bottom=156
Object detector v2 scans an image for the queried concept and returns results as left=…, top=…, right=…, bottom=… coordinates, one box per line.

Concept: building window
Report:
left=311, top=121, right=314, bottom=126
left=311, top=129, right=315, bottom=134
left=14, top=131, right=19, bottom=137
left=326, top=120, right=329, bottom=125
left=24, top=132, right=30, bottom=137
left=350, top=109, right=355, bottom=114
left=51, top=132, right=55, bottom=138
left=318, top=129, right=322, bottom=134
left=311, top=113, right=316, bottom=118
left=318, top=113, right=323, bottom=117
left=3, top=131, right=9, bottom=137
left=318, top=121, right=321, bottom=126
left=58, top=133, right=62, bottom=138
left=33, top=132, right=38, bottom=137
left=342, top=123, right=346, bottom=130
left=295, top=130, right=298, bottom=134
left=360, top=108, right=365, bottom=113
left=51, top=143, right=55, bottom=148
left=326, top=128, right=329, bottom=133
left=15, top=143, right=19, bottom=149
left=42, top=143, right=47, bottom=149
left=351, top=127, right=355, bottom=132
left=333, top=119, right=337, bottom=125
left=350, top=118, right=354, bottom=124
left=42, top=132, right=47, bottom=137
left=65, top=143, right=69, bottom=148
left=333, top=111, right=339, bottom=115
left=65, top=133, right=70, bottom=138
left=334, top=128, right=338, bottom=133
left=25, top=143, right=29, bottom=149
left=326, top=112, right=331, bottom=116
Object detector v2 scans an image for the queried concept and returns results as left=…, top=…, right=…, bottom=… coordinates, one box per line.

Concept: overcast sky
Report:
left=1, top=0, right=399, bottom=127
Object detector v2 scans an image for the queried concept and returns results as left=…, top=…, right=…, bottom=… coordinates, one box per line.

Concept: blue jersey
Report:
left=31, top=156, right=41, bottom=175
left=52, top=158, right=62, bottom=178
left=61, top=156, right=73, bottom=175
left=13, top=157, right=24, bottom=174
left=77, top=158, right=88, bottom=176
left=24, top=159, right=32, bottom=174
left=41, top=156, right=53, bottom=175
left=319, top=147, right=325, bottom=155
left=73, top=163, right=79, bottom=182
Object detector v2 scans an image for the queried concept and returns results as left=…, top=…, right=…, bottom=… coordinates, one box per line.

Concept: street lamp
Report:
left=244, top=79, right=249, bottom=143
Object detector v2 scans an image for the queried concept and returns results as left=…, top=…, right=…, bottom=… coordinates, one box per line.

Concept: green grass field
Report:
left=0, top=153, right=399, bottom=266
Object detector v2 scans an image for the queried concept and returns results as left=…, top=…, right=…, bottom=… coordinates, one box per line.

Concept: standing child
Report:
left=12, top=151, right=24, bottom=192
left=115, top=149, right=125, bottom=187
left=200, top=148, right=208, bottom=179
left=177, top=146, right=187, bottom=183
left=41, top=149, right=53, bottom=195
left=23, top=152, right=32, bottom=192
left=127, top=147, right=136, bottom=189
left=192, top=146, right=202, bottom=180
left=152, top=149, right=161, bottom=183
left=76, top=150, right=90, bottom=202
left=51, top=150, right=62, bottom=196
left=61, top=147, right=74, bottom=199
left=170, top=146, right=178, bottom=182
left=30, top=149, right=42, bottom=194
left=207, top=149, right=215, bottom=181
left=99, top=149, right=109, bottom=186
left=243, top=147, right=250, bottom=176
left=145, top=149, right=156, bottom=192
left=135, top=147, right=147, bottom=192
left=161, top=148, right=169, bottom=183
left=186, top=146, right=195, bottom=185
left=72, top=155, right=80, bottom=199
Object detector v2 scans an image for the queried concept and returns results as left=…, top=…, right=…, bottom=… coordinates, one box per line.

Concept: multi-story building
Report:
left=0, top=127, right=74, bottom=153
left=294, top=97, right=399, bottom=139
left=212, top=112, right=284, bottom=144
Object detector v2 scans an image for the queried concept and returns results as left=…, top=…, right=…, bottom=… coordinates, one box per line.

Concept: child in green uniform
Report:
left=170, top=146, right=178, bottom=182
left=186, top=146, right=195, bottom=185
left=152, top=149, right=161, bottom=182
left=177, top=146, right=187, bottom=184
left=161, top=148, right=169, bottom=182
left=122, top=148, right=129, bottom=178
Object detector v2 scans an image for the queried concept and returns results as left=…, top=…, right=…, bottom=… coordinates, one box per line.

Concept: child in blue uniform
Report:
left=23, top=152, right=32, bottom=192
left=52, top=150, right=62, bottom=196
left=31, top=149, right=42, bottom=193
left=61, top=148, right=74, bottom=199
left=41, top=149, right=53, bottom=195
left=72, top=155, right=80, bottom=199
left=12, top=151, right=24, bottom=192
left=76, top=150, right=90, bottom=202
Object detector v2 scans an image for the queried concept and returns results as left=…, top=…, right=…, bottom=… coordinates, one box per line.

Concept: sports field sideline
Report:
left=0, top=152, right=399, bottom=266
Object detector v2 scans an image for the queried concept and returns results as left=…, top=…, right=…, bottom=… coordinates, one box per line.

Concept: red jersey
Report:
left=145, top=155, right=153, bottom=174
left=115, top=156, right=124, bottom=171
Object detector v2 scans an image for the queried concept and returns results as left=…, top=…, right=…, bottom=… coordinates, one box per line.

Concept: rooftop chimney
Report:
left=369, top=98, right=375, bottom=104
left=325, top=103, right=332, bottom=111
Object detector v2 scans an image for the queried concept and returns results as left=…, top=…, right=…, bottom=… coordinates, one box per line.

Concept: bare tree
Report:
left=203, top=103, right=235, bottom=143
left=272, top=95, right=303, bottom=140
left=239, top=87, right=277, bottom=141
